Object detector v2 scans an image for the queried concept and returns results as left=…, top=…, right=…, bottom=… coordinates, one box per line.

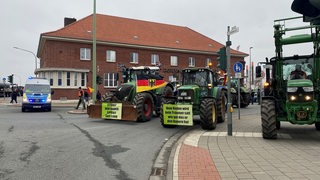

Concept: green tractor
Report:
left=160, top=67, right=227, bottom=130
left=258, top=16, right=320, bottom=139
left=219, top=77, right=251, bottom=108
left=102, top=66, right=174, bottom=122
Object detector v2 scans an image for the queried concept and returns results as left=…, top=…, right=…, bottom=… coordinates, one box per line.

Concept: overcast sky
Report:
left=1, top=0, right=308, bottom=85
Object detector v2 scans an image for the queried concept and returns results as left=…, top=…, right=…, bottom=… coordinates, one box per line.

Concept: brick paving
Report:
left=178, top=144, right=221, bottom=180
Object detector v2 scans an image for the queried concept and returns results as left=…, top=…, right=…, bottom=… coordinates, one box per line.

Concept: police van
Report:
left=22, top=77, right=52, bottom=112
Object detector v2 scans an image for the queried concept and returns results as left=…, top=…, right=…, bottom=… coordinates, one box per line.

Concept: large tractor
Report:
left=101, top=66, right=174, bottom=122
left=258, top=16, right=320, bottom=139
left=219, top=77, right=251, bottom=108
left=160, top=67, right=227, bottom=130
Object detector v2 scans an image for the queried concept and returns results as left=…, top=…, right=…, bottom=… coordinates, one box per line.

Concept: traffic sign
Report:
left=233, top=62, right=243, bottom=73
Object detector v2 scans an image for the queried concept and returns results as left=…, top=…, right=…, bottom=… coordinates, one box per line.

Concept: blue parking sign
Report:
left=233, top=62, right=243, bottom=73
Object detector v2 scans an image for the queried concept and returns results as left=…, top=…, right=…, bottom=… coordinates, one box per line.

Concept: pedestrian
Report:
left=251, top=91, right=254, bottom=105
left=96, top=90, right=101, bottom=102
left=75, top=87, right=86, bottom=110
left=10, top=88, right=18, bottom=103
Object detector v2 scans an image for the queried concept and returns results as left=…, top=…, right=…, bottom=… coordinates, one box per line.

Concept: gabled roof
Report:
left=39, top=14, right=247, bottom=56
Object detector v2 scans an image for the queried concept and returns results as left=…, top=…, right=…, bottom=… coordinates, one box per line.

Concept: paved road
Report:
left=0, top=104, right=188, bottom=180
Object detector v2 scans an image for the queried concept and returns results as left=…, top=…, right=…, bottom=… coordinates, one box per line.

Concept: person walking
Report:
left=75, top=87, right=86, bottom=110
left=10, top=88, right=18, bottom=103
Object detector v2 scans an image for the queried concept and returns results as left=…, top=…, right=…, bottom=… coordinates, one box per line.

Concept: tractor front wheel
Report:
left=261, top=99, right=277, bottom=139
left=200, top=98, right=217, bottom=130
left=217, top=90, right=227, bottom=123
left=134, top=93, right=154, bottom=122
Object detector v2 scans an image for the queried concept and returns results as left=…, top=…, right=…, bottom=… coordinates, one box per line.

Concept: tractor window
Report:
left=282, top=58, right=313, bottom=80
left=182, top=70, right=209, bottom=86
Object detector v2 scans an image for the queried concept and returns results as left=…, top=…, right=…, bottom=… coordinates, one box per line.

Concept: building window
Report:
left=80, top=48, right=91, bottom=60
left=106, top=50, right=116, bottom=62
left=74, top=73, right=78, bottom=86
left=130, top=52, right=139, bottom=63
left=81, top=73, right=85, bottom=86
left=170, top=56, right=178, bottom=66
left=151, top=54, right=159, bottom=65
left=67, top=72, right=70, bottom=86
left=49, top=72, right=53, bottom=86
left=104, top=73, right=118, bottom=87
left=58, top=72, right=62, bottom=86
left=189, top=57, right=195, bottom=67
left=206, top=58, right=212, bottom=67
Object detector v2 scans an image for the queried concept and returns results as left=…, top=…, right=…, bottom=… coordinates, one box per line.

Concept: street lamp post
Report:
left=249, top=47, right=253, bottom=90
left=92, top=0, right=97, bottom=104
left=13, top=47, right=38, bottom=76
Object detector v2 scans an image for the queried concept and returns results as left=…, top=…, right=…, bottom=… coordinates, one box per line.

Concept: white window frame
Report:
left=189, top=57, right=195, bottom=67
left=130, top=52, right=139, bottom=64
left=170, top=56, right=178, bottom=66
left=80, top=48, right=91, bottom=60
left=106, top=50, right=116, bottom=62
left=151, top=54, right=159, bottom=65
left=104, top=73, right=118, bottom=87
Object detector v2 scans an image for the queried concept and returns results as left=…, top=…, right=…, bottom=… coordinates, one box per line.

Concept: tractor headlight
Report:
left=305, top=95, right=312, bottom=101
left=287, top=87, right=298, bottom=92
left=289, top=95, right=297, bottom=101
left=303, top=87, right=313, bottom=92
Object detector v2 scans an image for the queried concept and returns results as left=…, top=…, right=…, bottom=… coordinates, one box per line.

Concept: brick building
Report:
left=36, top=14, right=247, bottom=100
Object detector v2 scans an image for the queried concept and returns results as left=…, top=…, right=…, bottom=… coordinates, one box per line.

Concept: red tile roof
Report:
left=41, top=14, right=246, bottom=56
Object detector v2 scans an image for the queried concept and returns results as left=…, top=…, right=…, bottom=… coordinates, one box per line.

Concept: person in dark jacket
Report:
left=10, top=88, right=18, bottom=103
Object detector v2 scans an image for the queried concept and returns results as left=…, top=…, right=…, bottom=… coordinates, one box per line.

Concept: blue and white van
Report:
left=22, top=77, right=52, bottom=112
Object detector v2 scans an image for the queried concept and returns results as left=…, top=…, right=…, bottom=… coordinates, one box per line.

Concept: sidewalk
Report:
left=165, top=105, right=320, bottom=180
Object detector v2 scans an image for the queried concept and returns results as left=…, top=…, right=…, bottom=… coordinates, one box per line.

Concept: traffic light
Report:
left=8, top=74, right=13, bottom=84
left=292, top=0, right=320, bottom=17
left=256, top=66, right=262, bottom=78
left=292, top=0, right=320, bottom=23
left=217, top=47, right=226, bottom=71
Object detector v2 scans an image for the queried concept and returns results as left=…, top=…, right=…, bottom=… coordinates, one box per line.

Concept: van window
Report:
left=25, top=84, right=51, bottom=94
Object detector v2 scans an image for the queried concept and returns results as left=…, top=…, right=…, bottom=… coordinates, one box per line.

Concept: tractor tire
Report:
left=200, top=98, right=217, bottom=130
left=216, top=90, right=227, bottom=123
left=261, top=99, right=277, bottom=139
left=160, top=98, right=177, bottom=128
left=134, top=92, right=154, bottom=122
left=315, top=122, right=320, bottom=130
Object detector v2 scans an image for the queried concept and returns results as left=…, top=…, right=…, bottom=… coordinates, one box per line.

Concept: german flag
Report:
left=136, top=79, right=167, bottom=92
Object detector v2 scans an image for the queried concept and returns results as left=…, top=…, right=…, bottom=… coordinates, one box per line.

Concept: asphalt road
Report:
left=0, top=105, right=188, bottom=180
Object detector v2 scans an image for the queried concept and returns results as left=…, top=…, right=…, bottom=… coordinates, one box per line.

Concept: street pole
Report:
left=13, top=47, right=38, bottom=76
left=226, top=26, right=239, bottom=136
left=92, top=0, right=97, bottom=104
left=249, top=48, right=251, bottom=89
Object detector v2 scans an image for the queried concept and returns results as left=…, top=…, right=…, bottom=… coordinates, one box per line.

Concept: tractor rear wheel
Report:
left=261, top=99, right=277, bottom=139
left=315, top=122, right=320, bottom=130
left=134, top=93, right=154, bottom=122
left=160, top=98, right=177, bottom=128
left=217, top=90, right=227, bottom=123
left=200, top=98, right=217, bottom=130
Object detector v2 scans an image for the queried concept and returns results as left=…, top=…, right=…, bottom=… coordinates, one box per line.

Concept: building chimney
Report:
left=64, top=17, right=76, bottom=27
